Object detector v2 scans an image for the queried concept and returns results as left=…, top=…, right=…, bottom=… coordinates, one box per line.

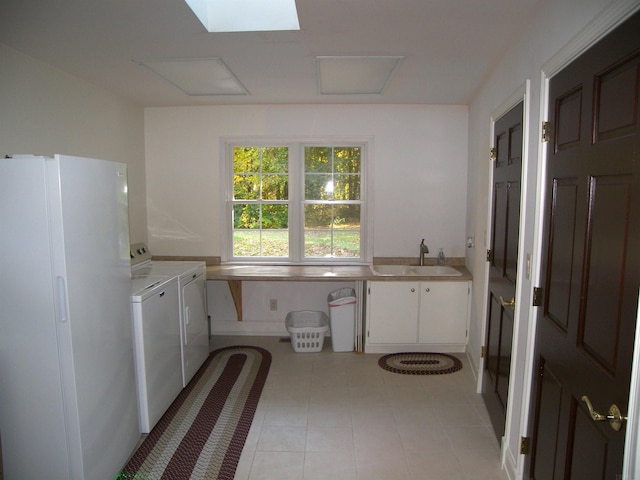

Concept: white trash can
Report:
left=327, top=288, right=357, bottom=352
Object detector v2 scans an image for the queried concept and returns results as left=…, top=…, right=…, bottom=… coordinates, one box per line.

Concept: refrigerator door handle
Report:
left=56, top=276, right=69, bottom=322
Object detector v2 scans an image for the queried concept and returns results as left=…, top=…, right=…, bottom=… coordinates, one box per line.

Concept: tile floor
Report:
left=210, top=336, right=508, bottom=480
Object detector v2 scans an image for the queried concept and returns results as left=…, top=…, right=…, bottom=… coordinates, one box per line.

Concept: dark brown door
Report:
left=483, top=101, right=524, bottom=442
left=529, top=11, right=640, bottom=479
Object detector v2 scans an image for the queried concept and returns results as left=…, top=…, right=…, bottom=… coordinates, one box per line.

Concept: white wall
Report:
left=144, top=104, right=468, bottom=260
left=208, top=280, right=355, bottom=336
left=465, top=1, right=639, bottom=478
left=0, top=44, right=147, bottom=244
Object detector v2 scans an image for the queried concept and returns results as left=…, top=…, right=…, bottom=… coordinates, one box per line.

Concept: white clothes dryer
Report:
left=131, top=243, right=209, bottom=387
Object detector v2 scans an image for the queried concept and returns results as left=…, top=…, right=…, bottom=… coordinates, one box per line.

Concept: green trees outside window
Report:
left=231, top=144, right=363, bottom=260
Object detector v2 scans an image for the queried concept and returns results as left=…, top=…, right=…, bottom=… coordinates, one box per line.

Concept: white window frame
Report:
left=220, top=137, right=373, bottom=265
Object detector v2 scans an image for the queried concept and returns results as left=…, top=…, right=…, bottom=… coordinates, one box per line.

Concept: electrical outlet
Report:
left=269, top=299, right=277, bottom=311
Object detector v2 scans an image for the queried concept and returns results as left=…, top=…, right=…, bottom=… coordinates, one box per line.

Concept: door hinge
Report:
left=481, top=346, right=487, bottom=358
left=532, top=287, right=544, bottom=307
left=520, top=436, right=531, bottom=455
left=541, top=121, right=552, bottom=143
left=486, top=249, right=493, bottom=262
left=490, top=147, right=497, bottom=162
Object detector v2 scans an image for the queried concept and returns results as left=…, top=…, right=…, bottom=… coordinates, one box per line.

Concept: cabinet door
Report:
left=418, top=281, right=469, bottom=344
left=367, top=281, right=419, bottom=344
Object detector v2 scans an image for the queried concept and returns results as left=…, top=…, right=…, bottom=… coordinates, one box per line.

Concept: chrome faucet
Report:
left=419, top=239, right=429, bottom=265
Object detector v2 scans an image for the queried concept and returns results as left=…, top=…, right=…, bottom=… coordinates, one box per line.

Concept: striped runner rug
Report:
left=120, top=346, right=271, bottom=480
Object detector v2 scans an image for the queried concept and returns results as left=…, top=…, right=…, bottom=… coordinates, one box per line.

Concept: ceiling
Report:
left=0, top=0, right=544, bottom=107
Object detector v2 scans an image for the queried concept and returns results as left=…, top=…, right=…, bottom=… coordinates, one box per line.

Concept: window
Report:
left=225, top=141, right=369, bottom=263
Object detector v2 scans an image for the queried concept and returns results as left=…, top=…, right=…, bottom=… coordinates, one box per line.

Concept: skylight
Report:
left=184, top=0, right=300, bottom=32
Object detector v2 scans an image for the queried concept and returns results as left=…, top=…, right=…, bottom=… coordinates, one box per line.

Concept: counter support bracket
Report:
left=227, top=280, right=243, bottom=322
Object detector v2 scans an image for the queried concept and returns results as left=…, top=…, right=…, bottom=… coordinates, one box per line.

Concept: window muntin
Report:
left=227, top=142, right=366, bottom=263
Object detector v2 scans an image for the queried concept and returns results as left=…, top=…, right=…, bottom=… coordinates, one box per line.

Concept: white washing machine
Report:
left=130, top=273, right=181, bottom=433
left=131, top=243, right=209, bottom=387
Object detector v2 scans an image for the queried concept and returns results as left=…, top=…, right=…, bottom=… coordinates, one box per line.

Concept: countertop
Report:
left=206, top=264, right=472, bottom=281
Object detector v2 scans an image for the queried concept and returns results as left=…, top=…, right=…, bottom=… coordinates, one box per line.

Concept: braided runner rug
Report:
left=120, top=346, right=271, bottom=480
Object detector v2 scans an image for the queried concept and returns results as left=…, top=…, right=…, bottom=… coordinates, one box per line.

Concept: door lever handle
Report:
left=499, top=296, right=516, bottom=308
left=581, top=395, right=627, bottom=431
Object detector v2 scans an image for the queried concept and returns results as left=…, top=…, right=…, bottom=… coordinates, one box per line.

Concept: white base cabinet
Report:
left=365, top=280, right=470, bottom=353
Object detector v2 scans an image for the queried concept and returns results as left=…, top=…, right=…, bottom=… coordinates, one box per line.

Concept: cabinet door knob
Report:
left=411, top=288, right=415, bottom=292
left=425, top=287, right=430, bottom=292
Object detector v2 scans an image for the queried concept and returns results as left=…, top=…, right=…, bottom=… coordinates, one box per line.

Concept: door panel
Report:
left=546, top=178, right=579, bottom=332
left=482, top=101, right=524, bottom=441
left=531, top=357, right=565, bottom=480
left=529, top=10, right=640, bottom=479
left=568, top=401, right=608, bottom=479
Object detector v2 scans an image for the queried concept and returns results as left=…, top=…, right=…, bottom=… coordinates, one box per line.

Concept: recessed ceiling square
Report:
left=135, top=58, right=248, bottom=96
left=184, top=0, right=300, bottom=32
left=316, top=56, right=403, bottom=95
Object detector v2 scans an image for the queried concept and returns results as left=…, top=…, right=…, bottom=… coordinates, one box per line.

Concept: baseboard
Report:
left=502, top=443, right=518, bottom=480
left=364, top=343, right=467, bottom=354
left=211, top=320, right=287, bottom=336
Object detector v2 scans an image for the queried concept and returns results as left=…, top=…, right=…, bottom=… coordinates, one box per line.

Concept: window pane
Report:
left=305, top=147, right=332, bottom=172
left=334, top=204, right=360, bottom=257
left=333, top=229, right=360, bottom=257
left=261, top=230, right=288, bottom=257
left=262, top=204, right=288, bottom=230
left=233, top=173, right=260, bottom=200
left=233, top=203, right=259, bottom=229
left=262, top=147, right=289, bottom=173
left=233, top=147, right=260, bottom=172
left=305, top=229, right=332, bottom=257
left=305, top=173, right=333, bottom=200
left=262, top=174, right=288, bottom=200
left=233, top=204, right=288, bottom=257
left=334, top=147, right=361, bottom=172
left=304, top=204, right=360, bottom=258
left=233, top=203, right=260, bottom=257
left=333, top=173, right=360, bottom=200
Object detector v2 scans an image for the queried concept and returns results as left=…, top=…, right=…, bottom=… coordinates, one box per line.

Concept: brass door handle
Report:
left=499, top=296, right=515, bottom=308
left=581, top=395, right=627, bottom=431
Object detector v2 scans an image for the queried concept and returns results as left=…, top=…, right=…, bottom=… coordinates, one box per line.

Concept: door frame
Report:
left=517, top=2, right=640, bottom=478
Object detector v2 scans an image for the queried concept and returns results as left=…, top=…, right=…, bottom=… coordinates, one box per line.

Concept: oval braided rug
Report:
left=119, top=345, right=270, bottom=480
left=378, top=352, right=462, bottom=375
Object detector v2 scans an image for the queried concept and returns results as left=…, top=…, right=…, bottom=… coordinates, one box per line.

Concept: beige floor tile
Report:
left=248, top=451, right=304, bottom=480
left=306, top=426, right=354, bottom=452
left=455, top=446, right=507, bottom=480
left=263, top=402, right=309, bottom=427
left=351, top=405, right=397, bottom=430
left=354, top=425, right=404, bottom=452
left=355, top=446, right=410, bottom=480
left=444, top=425, right=500, bottom=452
left=307, top=402, right=352, bottom=427
left=405, top=446, right=465, bottom=480
left=257, top=425, right=307, bottom=452
left=303, top=450, right=357, bottom=480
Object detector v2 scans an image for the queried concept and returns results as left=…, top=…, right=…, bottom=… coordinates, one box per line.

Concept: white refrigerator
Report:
left=0, top=155, right=140, bottom=479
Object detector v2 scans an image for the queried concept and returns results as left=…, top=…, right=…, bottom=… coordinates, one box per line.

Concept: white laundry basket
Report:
left=285, top=310, right=329, bottom=353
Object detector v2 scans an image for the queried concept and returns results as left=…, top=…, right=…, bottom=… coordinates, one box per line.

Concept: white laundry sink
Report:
left=370, top=265, right=462, bottom=276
